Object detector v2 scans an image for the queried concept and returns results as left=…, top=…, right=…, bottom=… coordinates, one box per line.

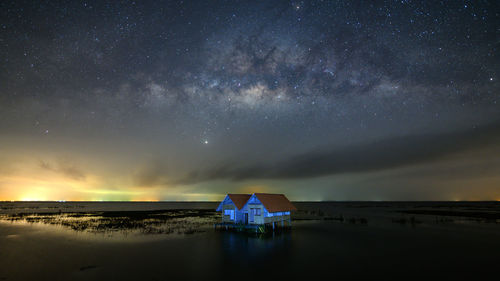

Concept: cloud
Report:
left=171, top=121, right=500, bottom=185
left=0, top=158, right=15, bottom=176
left=39, top=160, right=86, bottom=181
left=132, top=161, right=169, bottom=187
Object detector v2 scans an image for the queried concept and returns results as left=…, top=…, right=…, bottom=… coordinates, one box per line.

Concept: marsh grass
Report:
left=398, top=210, right=500, bottom=221
left=392, top=216, right=422, bottom=225
left=0, top=209, right=219, bottom=235
left=347, top=217, right=368, bottom=224
left=323, top=214, right=344, bottom=222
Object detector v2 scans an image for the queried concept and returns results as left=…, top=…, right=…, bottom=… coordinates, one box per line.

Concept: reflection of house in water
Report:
left=215, top=193, right=297, bottom=233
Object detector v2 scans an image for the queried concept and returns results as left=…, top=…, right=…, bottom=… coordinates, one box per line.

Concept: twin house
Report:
left=216, top=193, right=297, bottom=228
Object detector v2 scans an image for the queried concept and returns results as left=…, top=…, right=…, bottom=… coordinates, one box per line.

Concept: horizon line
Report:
left=1, top=200, right=499, bottom=203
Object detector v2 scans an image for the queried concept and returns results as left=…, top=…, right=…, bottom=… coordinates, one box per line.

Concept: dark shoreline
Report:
left=398, top=209, right=500, bottom=220
left=1, top=201, right=499, bottom=235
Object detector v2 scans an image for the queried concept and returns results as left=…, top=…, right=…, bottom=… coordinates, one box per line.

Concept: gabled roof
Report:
left=227, top=194, right=251, bottom=210
left=216, top=194, right=251, bottom=211
left=216, top=193, right=297, bottom=213
left=253, top=193, right=297, bottom=213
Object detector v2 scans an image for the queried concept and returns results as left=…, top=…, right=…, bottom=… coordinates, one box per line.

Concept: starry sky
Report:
left=0, top=0, right=499, bottom=201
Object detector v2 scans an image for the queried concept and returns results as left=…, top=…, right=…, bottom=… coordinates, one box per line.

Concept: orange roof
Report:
left=254, top=193, right=297, bottom=212
left=227, top=194, right=251, bottom=210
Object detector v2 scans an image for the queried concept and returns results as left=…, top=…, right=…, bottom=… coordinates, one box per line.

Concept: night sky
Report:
left=1, top=0, right=499, bottom=201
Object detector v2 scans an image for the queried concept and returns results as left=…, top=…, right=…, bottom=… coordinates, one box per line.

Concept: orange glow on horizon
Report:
left=238, top=185, right=269, bottom=194
left=1, top=161, right=500, bottom=201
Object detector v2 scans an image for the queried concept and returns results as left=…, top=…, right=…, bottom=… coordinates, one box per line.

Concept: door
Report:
left=249, top=208, right=254, bottom=223
left=244, top=213, right=248, bottom=224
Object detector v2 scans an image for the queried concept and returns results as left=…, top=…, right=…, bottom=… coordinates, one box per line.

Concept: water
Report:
left=0, top=202, right=499, bottom=280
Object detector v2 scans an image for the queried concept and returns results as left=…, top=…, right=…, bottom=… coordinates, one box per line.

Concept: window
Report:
left=250, top=208, right=261, bottom=216
left=224, top=209, right=234, bottom=220
left=249, top=208, right=261, bottom=220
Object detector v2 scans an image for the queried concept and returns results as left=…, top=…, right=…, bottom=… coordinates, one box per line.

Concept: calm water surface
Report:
left=0, top=202, right=499, bottom=280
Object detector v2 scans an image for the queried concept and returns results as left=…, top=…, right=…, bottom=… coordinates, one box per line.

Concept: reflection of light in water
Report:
left=0, top=212, right=219, bottom=242
left=222, top=231, right=292, bottom=260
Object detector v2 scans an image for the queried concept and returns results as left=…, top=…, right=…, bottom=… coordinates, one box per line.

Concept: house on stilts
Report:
left=215, top=193, right=297, bottom=233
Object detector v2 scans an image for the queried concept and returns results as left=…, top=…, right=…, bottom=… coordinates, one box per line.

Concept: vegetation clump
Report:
left=0, top=209, right=219, bottom=236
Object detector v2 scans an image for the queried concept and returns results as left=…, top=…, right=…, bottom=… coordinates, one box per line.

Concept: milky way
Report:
left=0, top=1, right=499, bottom=200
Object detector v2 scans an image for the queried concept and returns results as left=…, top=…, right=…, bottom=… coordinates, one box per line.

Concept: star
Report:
left=0, top=0, right=498, bottom=202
